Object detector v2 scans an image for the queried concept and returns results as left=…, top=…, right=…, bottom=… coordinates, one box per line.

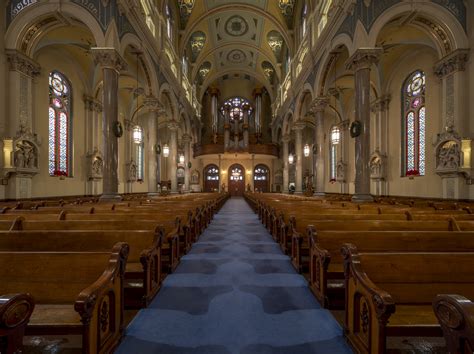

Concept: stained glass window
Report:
left=205, top=165, right=219, bottom=181
left=329, top=126, right=340, bottom=181
left=254, top=165, right=269, bottom=181
left=220, top=97, right=253, bottom=121
left=48, top=71, right=72, bottom=176
left=165, top=4, right=172, bottom=40
left=403, top=70, right=426, bottom=176
left=230, top=166, right=243, bottom=181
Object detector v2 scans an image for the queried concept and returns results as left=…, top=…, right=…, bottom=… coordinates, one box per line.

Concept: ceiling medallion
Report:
left=227, top=49, right=246, bottom=64
left=225, top=16, right=249, bottom=37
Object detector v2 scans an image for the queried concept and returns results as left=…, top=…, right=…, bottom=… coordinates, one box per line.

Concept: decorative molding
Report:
left=434, top=49, right=470, bottom=78
left=345, top=48, right=383, bottom=71
left=91, top=48, right=127, bottom=72
left=310, top=97, right=329, bottom=114
left=83, top=95, right=103, bottom=113
left=5, top=50, right=40, bottom=77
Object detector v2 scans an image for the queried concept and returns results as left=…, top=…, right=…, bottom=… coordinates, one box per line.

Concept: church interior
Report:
left=1, top=0, right=474, bottom=353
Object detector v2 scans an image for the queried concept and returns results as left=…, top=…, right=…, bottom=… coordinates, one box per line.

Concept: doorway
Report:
left=254, top=164, right=270, bottom=192
left=203, top=164, right=219, bottom=192
left=228, top=164, right=245, bottom=196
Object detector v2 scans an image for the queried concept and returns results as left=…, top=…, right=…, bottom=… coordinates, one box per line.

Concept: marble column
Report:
left=168, top=121, right=179, bottom=193
left=370, top=95, right=391, bottom=196
left=253, top=88, right=263, bottom=140
left=242, top=103, right=250, bottom=149
left=282, top=134, right=291, bottom=193
left=346, top=48, right=382, bottom=202
left=218, top=154, right=222, bottom=192
left=251, top=154, right=255, bottom=192
left=433, top=49, right=470, bottom=199
left=182, top=134, right=192, bottom=192
left=4, top=50, right=41, bottom=200
left=92, top=48, right=127, bottom=201
left=144, top=96, right=164, bottom=196
left=224, top=105, right=231, bottom=150
left=310, top=97, right=329, bottom=196
left=293, top=122, right=305, bottom=193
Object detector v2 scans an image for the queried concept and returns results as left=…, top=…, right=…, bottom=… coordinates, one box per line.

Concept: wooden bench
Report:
left=308, top=229, right=474, bottom=309
left=0, top=293, right=35, bottom=354
left=433, top=294, right=474, bottom=354
left=292, top=218, right=459, bottom=272
left=342, top=245, right=474, bottom=354
left=0, top=243, right=129, bottom=354
left=0, top=229, right=164, bottom=308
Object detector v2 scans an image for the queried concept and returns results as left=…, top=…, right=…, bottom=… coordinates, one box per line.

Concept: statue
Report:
left=92, top=158, right=103, bottom=177
left=437, top=141, right=461, bottom=170
left=14, top=140, right=36, bottom=169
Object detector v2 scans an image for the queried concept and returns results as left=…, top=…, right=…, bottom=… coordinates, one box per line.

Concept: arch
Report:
left=367, top=2, right=468, bottom=58
left=315, top=41, right=351, bottom=96
left=228, top=163, right=245, bottom=196
left=282, top=111, right=294, bottom=136
left=6, top=3, right=105, bottom=51
left=294, top=87, right=314, bottom=122
left=203, top=164, right=220, bottom=192
left=254, top=164, right=270, bottom=192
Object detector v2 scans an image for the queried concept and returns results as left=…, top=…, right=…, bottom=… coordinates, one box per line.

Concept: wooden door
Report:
left=203, top=165, right=219, bottom=192
left=254, top=164, right=269, bottom=192
left=228, top=164, right=245, bottom=196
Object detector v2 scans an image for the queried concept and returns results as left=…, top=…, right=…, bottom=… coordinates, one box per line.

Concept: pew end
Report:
left=0, top=293, right=35, bottom=354
left=433, top=294, right=474, bottom=354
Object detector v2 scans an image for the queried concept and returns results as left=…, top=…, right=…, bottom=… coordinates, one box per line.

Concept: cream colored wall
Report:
left=31, top=50, right=89, bottom=198
left=384, top=51, right=442, bottom=198
left=0, top=6, right=7, bottom=199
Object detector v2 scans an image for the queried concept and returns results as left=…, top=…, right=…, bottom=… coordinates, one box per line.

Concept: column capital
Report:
left=143, top=96, right=166, bottom=115
left=167, top=120, right=179, bottom=131
left=345, top=48, right=383, bottom=71
left=310, top=96, right=329, bottom=114
left=91, top=48, right=127, bottom=72
left=83, top=95, right=103, bottom=113
left=208, top=87, right=220, bottom=96
left=282, top=134, right=291, bottom=143
left=434, top=48, right=470, bottom=78
left=5, top=49, right=41, bottom=77
left=252, top=87, right=264, bottom=97
left=182, top=134, right=192, bottom=143
left=370, top=94, right=391, bottom=113
left=292, top=121, right=306, bottom=131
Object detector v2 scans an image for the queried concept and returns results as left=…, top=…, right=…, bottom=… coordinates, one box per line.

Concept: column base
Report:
left=99, top=194, right=123, bottom=202
left=313, top=192, right=326, bottom=197
left=351, top=194, right=374, bottom=203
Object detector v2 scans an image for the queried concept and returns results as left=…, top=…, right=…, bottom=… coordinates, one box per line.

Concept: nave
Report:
left=117, top=198, right=352, bottom=354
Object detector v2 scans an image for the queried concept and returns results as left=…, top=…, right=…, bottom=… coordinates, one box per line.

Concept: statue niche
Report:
left=86, top=149, right=104, bottom=180
left=436, top=140, right=461, bottom=174
left=127, top=160, right=138, bottom=182
left=14, top=140, right=38, bottom=170
left=369, top=150, right=386, bottom=181
left=336, top=160, right=347, bottom=183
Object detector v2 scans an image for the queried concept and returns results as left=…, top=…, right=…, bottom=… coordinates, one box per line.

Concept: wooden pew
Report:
left=308, top=230, right=474, bottom=309
left=0, top=293, right=35, bottom=354
left=0, top=229, right=163, bottom=308
left=433, top=294, right=474, bottom=354
left=0, top=243, right=129, bottom=354
left=292, top=218, right=459, bottom=272
left=342, top=245, right=474, bottom=354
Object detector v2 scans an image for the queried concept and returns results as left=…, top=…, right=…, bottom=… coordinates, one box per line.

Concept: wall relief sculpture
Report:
left=127, top=160, right=138, bottom=182
left=336, top=160, right=347, bottom=183
left=369, top=150, right=386, bottom=180
left=86, top=149, right=104, bottom=180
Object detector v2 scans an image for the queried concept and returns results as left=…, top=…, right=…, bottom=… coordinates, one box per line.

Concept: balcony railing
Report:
left=193, top=143, right=279, bottom=158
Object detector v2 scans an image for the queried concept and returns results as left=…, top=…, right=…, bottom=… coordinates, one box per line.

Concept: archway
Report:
left=203, top=164, right=219, bottom=192
left=254, top=164, right=270, bottom=192
left=228, top=164, right=245, bottom=196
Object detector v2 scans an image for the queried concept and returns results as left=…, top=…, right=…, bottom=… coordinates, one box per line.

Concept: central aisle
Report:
left=116, top=198, right=352, bottom=354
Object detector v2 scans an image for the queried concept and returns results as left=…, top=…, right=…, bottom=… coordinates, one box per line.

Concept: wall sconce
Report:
left=288, top=153, right=294, bottom=164
left=303, top=144, right=310, bottom=157
left=162, top=144, right=170, bottom=157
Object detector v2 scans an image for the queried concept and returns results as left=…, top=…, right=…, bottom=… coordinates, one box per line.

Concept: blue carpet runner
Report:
left=116, top=197, right=353, bottom=354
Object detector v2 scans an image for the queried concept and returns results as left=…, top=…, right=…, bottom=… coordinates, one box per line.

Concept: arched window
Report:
left=133, top=125, right=144, bottom=181
left=205, top=165, right=219, bottom=181
left=165, top=4, right=172, bottom=40
left=301, top=1, right=308, bottom=38
left=49, top=71, right=72, bottom=177
left=403, top=70, right=426, bottom=176
left=329, top=126, right=340, bottom=181
left=220, top=97, right=253, bottom=121
left=254, top=165, right=269, bottom=181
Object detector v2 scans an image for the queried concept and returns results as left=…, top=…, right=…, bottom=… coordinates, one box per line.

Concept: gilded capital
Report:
left=5, top=50, right=41, bottom=77
left=310, top=96, right=329, bottom=114
left=345, top=48, right=383, bottom=71
left=434, top=49, right=470, bottom=78
left=143, top=96, right=165, bottom=116
left=91, top=48, right=128, bottom=72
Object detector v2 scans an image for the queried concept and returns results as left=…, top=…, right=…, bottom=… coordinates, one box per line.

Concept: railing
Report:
left=193, top=143, right=279, bottom=158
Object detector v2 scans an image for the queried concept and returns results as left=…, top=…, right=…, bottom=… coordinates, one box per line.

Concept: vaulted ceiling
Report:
left=178, top=0, right=296, bottom=99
